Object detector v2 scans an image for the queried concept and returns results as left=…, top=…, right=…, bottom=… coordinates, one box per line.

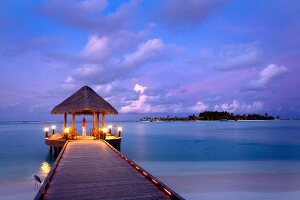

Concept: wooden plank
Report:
left=34, top=140, right=183, bottom=200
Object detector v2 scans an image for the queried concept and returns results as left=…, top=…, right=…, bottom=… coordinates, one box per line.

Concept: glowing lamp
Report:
left=64, top=127, right=70, bottom=134
left=44, top=127, right=49, bottom=132
left=117, top=126, right=122, bottom=137
left=44, top=126, right=49, bottom=138
left=102, top=128, right=107, bottom=133
left=51, top=125, right=56, bottom=134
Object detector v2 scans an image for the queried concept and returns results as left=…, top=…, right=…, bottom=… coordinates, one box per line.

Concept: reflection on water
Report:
left=38, top=162, right=51, bottom=180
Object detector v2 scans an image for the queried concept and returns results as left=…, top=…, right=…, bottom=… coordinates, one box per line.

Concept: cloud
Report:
left=189, top=101, right=209, bottom=112
left=240, top=101, right=263, bottom=112
left=120, top=83, right=166, bottom=113
left=124, top=38, right=165, bottom=67
left=213, top=99, right=263, bottom=113
left=258, top=64, right=288, bottom=85
left=40, top=0, right=140, bottom=34
left=157, top=0, right=228, bottom=28
left=246, top=64, right=288, bottom=90
left=217, top=42, right=261, bottom=70
left=80, top=35, right=109, bottom=62
left=214, top=99, right=239, bottom=112
left=69, top=38, right=165, bottom=86
left=134, top=84, right=147, bottom=94
left=191, top=42, right=262, bottom=71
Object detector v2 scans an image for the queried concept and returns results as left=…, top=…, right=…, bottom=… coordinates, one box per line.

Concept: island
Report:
left=141, top=111, right=276, bottom=122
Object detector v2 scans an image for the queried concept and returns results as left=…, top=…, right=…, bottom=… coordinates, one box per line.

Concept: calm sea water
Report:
left=1, top=120, right=300, bottom=199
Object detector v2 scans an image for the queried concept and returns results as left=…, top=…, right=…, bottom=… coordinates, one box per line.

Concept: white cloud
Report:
left=241, top=101, right=263, bottom=112
left=134, top=84, right=147, bottom=94
left=258, top=64, right=288, bottom=85
left=246, top=64, right=288, bottom=90
left=124, top=38, right=165, bottom=66
left=68, top=37, right=166, bottom=86
left=219, top=99, right=239, bottom=112
left=213, top=100, right=264, bottom=113
left=120, top=84, right=166, bottom=113
left=189, top=101, right=208, bottom=112
left=80, top=35, right=109, bottom=62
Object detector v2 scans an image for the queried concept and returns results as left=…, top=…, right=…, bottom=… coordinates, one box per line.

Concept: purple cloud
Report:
left=245, top=64, right=288, bottom=90
left=40, top=0, right=140, bottom=34
left=157, top=0, right=228, bottom=28
left=194, top=42, right=262, bottom=71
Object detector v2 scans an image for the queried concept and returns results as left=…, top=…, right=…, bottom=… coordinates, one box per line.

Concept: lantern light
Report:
left=44, top=126, right=49, bottom=138
left=51, top=125, right=56, bottom=134
left=64, top=127, right=70, bottom=133
left=44, top=127, right=49, bottom=132
left=102, top=128, right=107, bottom=133
left=117, top=126, right=122, bottom=137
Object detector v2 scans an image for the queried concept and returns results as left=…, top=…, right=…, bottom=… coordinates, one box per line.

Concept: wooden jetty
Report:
left=38, top=86, right=183, bottom=199
left=34, top=140, right=183, bottom=200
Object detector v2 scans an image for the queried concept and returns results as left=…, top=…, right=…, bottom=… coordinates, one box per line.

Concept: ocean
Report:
left=1, top=120, right=300, bottom=199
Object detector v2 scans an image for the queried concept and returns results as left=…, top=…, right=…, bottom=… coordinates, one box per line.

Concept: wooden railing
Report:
left=34, top=141, right=69, bottom=200
left=103, top=140, right=184, bottom=200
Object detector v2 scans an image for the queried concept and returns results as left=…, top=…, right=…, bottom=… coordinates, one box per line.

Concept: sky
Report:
left=0, top=0, right=300, bottom=120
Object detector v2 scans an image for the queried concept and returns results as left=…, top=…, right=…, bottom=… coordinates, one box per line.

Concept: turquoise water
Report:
left=1, top=120, right=300, bottom=199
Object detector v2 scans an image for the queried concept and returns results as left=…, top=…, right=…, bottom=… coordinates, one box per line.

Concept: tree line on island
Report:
left=141, top=111, right=277, bottom=122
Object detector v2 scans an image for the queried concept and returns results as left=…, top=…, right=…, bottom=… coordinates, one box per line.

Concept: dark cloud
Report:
left=40, top=0, right=141, bottom=35
left=192, top=42, right=262, bottom=71
left=157, top=0, right=229, bottom=28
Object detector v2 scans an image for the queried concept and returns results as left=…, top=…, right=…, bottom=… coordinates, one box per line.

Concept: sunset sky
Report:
left=0, top=0, right=300, bottom=120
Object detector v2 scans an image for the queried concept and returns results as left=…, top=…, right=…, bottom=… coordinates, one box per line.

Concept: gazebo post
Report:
left=72, top=113, right=75, bottom=131
left=64, top=113, right=67, bottom=128
left=96, top=113, right=99, bottom=130
left=92, top=111, right=95, bottom=130
left=102, top=113, right=105, bottom=128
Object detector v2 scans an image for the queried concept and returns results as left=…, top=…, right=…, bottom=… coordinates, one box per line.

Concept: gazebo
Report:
left=51, top=85, right=118, bottom=135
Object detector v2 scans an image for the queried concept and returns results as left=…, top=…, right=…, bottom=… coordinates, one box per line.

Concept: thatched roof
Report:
left=51, top=86, right=118, bottom=115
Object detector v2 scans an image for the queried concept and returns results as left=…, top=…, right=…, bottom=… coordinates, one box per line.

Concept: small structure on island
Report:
left=45, top=85, right=121, bottom=151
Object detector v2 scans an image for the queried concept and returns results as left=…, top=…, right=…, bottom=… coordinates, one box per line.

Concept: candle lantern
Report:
left=64, top=127, right=70, bottom=140
left=108, top=125, right=112, bottom=134
left=44, top=127, right=49, bottom=138
left=117, top=126, right=122, bottom=137
left=51, top=125, right=56, bottom=134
